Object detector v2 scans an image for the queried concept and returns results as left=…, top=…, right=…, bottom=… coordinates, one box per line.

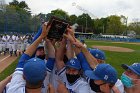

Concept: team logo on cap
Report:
left=95, top=54, right=99, bottom=57
left=104, top=75, right=108, bottom=80
left=34, top=58, right=37, bottom=61
left=133, top=63, right=138, bottom=66
left=70, top=59, right=75, bottom=65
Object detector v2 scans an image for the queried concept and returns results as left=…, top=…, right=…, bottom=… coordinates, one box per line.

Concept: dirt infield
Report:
left=0, top=55, right=17, bottom=73
left=92, top=45, right=134, bottom=52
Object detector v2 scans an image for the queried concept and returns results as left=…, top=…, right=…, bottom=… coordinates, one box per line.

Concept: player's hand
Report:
left=57, top=80, right=69, bottom=93
left=45, top=37, right=54, bottom=46
left=73, top=40, right=84, bottom=48
left=67, top=27, right=75, bottom=37
left=63, top=27, right=76, bottom=43
left=40, top=22, right=50, bottom=39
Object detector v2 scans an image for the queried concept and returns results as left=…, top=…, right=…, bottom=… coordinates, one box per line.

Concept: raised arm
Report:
left=66, top=40, right=74, bottom=59
left=45, top=38, right=55, bottom=71
left=55, top=39, right=66, bottom=71
left=64, top=28, right=98, bottom=69
left=32, top=26, right=42, bottom=42
left=25, top=23, right=50, bottom=57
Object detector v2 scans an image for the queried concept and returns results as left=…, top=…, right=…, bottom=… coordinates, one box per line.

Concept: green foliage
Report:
left=106, top=15, right=124, bottom=35
left=51, top=9, right=70, bottom=20
left=94, top=18, right=108, bottom=34
left=9, top=0, right=29, bottom=10
left=128, top=22, right=140, bottom=35
left=69, top=15, right=77, bottom=24
left=0, top=0, right=139, bottom=34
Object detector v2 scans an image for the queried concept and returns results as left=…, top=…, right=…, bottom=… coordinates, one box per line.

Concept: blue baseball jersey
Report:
left=76, top=52, right=92, bottom=72
left=7, top=53, right=55, bottom=93
left=57, top=67, right=91, bottom=93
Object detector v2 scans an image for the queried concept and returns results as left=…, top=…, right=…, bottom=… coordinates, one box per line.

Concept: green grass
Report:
left=86, top=40, right=140, bottom=77
left=0, top=40, right=140, bottom=80
left=0, top=57, right=19, bottom=81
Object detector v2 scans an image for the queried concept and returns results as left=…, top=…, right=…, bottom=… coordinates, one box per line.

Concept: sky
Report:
left=4, top=0, right=140, bottom=23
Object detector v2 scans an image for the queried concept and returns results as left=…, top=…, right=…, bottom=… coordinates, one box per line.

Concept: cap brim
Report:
left=37, top=47, right=44, bottom=50
left=85, top=70, right=101, bottom=80
left=66, top=65, right=80, bottom=70
left=121, top=64, right=139, bottom=75
left=121, top=64, right=129, bottom=70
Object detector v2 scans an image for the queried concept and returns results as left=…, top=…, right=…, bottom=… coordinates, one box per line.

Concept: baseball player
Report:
left=16, top=35, right=22, bottom=55
left=7, top=23, right=55, bottom=93
left=0, top=36, right=3, bottom=55
left=65, top=28, right=124, bottom=93
left=12, top=34, right=18, bottom=56
left=121, top=63, right=140, bottom=93
left=55, top=38, right=90, bottom=93
left=8, top=36, right=14, bottom=56
left=1, top=35, right=7, bottom=55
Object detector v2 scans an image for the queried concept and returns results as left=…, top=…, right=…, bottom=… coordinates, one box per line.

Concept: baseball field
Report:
left=0, top=40, right=140, bottom=81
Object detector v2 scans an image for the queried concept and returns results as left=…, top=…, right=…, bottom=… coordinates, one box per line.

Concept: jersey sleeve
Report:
left=46, top=58, right=55, bottom=72
left=32, top=27, right=42, bottom=43
left=7, top=71, right=25, bottom=93
left=76, top=52, right=92, bottom=72
left=16, top=53, right=31, bottom=70
left=30, top=27, right=42, bottom=58
left=57, top=67, right=66, bottom=82
left=114, top=79, right=124, bottom=93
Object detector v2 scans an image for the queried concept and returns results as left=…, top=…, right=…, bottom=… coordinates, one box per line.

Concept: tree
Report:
left=106, top=15, right=124, bottom=35
left=76, top=13, right=93, bottom=33
left=9, top=0, right=19, bottom=7
left=93, top=18, right=108, bottom=34
left=128, top=22, right=140, bottom=35
left=69, top=15, right=77, bottom=24
left=19, top=1, right=29, bottom=10
left=51, top=9, right=70, bottom=20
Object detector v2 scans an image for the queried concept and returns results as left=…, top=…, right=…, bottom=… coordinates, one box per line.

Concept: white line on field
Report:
left=0, top=55, right=10, bottom=63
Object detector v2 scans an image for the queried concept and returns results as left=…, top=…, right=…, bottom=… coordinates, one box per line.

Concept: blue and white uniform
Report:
left=6, top=53, right=55, bottom=93
left=58, top=67, right=90, bottom=93
left=76, top=52, right=124, bottom=93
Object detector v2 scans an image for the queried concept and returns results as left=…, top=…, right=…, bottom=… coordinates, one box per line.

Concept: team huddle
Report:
left=0, top=22, right=140, bottom=93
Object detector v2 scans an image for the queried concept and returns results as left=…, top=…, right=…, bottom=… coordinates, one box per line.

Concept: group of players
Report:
left=0, top=34, right=33, bottom=56
left=0, top=22, right=140, bottom=93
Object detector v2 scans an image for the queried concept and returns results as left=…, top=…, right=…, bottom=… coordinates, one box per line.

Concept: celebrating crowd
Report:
left=0, top=22, right=140, bottom=93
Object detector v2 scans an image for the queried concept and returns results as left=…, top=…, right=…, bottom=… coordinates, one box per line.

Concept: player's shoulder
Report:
left=72, top=77, right=89, bottom=88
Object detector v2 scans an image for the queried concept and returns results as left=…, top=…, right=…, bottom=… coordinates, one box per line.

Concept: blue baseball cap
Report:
left=121, top=63, right=140, bottom=76
left=80, top=39, right=85, bottom=43
left=23, top=58, right=47, bottom=84
left=85, top=64, right=118, bottom=84
left=66, top=58, right=81, bottom=70
left=89, top=48, right=106, bottom=60
left=36, top=45, right=44, bottom=50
